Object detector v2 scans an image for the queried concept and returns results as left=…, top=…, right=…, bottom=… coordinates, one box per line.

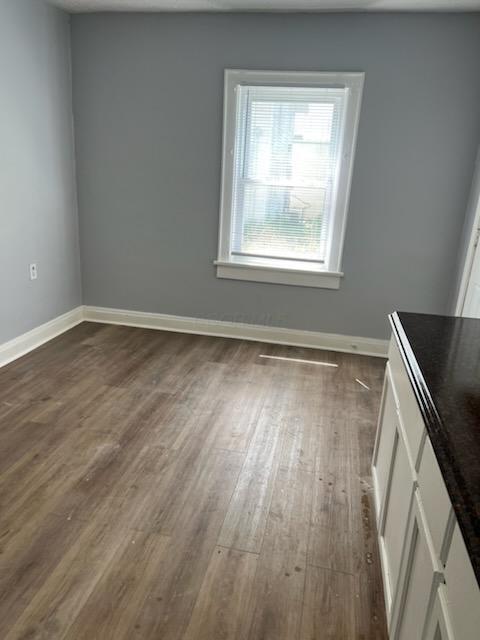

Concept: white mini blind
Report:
left=231, top=85, right=348, bottom=266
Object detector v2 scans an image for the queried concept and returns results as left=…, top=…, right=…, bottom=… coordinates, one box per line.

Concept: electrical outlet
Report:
left=29, top=263, right=38, bottom=280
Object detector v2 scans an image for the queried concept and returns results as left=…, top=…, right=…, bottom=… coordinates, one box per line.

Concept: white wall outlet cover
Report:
left=29, top=263, right=38, bottom=280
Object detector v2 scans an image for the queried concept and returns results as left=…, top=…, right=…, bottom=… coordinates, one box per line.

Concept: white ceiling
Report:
left=50, top=0, right=480, bottom=13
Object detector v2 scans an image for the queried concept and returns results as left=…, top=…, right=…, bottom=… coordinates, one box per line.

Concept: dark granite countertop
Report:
left=390, top=311, right=480, bottom=587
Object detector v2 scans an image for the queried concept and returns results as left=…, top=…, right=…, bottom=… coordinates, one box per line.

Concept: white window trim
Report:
left=215, top=69, right=365, bottom=289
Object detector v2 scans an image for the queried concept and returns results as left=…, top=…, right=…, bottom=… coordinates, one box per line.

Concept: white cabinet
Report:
left=373, top=334, right=480, bottom=640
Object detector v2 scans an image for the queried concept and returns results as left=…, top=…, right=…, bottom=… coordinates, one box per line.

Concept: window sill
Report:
left=214, top=260, right=343, bottom=289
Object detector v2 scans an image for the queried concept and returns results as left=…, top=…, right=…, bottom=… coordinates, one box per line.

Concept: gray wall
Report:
left=0, top=0, right=81, bottom=344
left=71, top=12, right=480, bottom=340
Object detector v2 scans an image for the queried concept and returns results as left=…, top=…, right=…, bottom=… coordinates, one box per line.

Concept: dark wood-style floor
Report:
left=0, top=322, right=388, bottom=639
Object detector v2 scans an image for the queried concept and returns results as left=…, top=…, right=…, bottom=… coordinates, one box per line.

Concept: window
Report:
left=215, top=70, right=364, bottom=289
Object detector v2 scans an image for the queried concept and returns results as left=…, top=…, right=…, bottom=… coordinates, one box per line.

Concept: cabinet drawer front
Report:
left=391, top=490, right=441, bottom=640
left=417, top=437, right=451, bottom=563
left=372, top=372, right=398, bottom=521
left=444, top=524, right=480, bottom=640
left=388, top=339, right=425, bottom=469
left=380, top=426, right=416, bottom=618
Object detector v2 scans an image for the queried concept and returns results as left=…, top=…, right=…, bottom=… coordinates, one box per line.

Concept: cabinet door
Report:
left=377, top=415, right=415, bottom=620
left=391, top=490, right=442, bottom=640
left=372, top=370, right=398, bottom=520
left=424, top=584, right=454, bottom=640
left=417, top=438, right=452, bottom=563
left=444, top=523, right=480, bottom=640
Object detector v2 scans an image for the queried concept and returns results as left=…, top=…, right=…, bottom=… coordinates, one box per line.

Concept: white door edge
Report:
left=455, top=147, right=480, bottom=317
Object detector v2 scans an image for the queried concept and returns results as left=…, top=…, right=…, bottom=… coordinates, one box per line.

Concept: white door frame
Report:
left=455, top=149, right=480, bottom=316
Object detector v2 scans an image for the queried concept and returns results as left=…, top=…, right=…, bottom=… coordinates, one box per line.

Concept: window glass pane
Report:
left=231, top=85, right=347, bottom=265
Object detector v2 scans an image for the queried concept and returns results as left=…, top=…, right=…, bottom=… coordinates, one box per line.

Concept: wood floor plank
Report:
left=246, top=466, right=313, bottom=640
left=300, top=565, right=357, bottom=639
left=218, top=371, right=299, bottom=553
left=307, top=368, right=388, bottom=635
left=183, top=546, right=259, bottom=640
left=149, top=447, right=245, bottom=538
left=308, top=416, right=362, bottom=575
left=355, top=487, right=389, bottom=639
left=207, top=364, right=272, bottom=453
left=54, top=531, right=172, bottom=640
left=245, top=418, right=315, bottom=640
left=279, top=371, right=327, bottom=473
left=3, top=516, right=145, bottom=640
left=0, top=514, right=87, bottom=638
left=0, top=322, right=388, bottom=639
left=217, top=411, right=285, bottom=553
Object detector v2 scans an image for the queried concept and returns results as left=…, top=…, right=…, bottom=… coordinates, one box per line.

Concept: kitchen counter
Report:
left=390, top=311, right=480, bottom=587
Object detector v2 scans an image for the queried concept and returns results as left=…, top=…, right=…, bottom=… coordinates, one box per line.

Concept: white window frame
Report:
left=215, top=69, right=365, bottom=289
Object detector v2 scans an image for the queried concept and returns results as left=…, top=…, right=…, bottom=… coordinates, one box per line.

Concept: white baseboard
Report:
left=83, top=305, right=388, bottom=358
left=0, top=304, right=388, bottom=367
left=0, top=306, right=84, bottom=368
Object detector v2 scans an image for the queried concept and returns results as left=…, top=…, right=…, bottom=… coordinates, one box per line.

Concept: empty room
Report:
left=1, top=0, right=480, bottom=638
